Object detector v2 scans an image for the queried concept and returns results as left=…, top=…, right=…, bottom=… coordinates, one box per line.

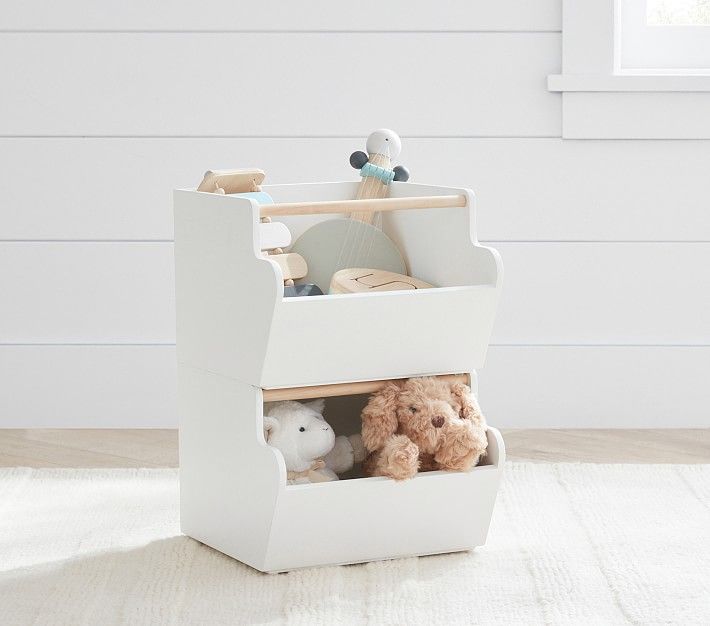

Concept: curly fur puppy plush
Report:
left=361, top=377, right=488, bottom=481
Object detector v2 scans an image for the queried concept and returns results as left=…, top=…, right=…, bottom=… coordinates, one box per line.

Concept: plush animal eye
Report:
left=409, top=406, right=418, bottom=413
left=299, top=426, right=305, bottom=432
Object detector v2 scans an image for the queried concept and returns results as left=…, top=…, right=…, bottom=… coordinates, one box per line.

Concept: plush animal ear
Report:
left=303, top=398, right=325, bottom=415
left=361, top=381, right=401, bottom=452
left=451, top=382, right=486, bottom=427
left=263, top=416, right=279, bottom=442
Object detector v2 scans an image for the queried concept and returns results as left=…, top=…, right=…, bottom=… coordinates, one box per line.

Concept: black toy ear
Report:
left=349, top=151, right=369, bottom=169
left=393, top=165, right=410, bottom=182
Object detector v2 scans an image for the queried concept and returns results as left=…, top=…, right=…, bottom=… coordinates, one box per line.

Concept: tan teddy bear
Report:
left=361, top=377, right=488, bottom=481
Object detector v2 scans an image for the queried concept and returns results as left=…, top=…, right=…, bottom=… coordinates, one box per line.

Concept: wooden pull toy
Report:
left=197, top=169, right=265, bottom=194
left=196, top=170, right=290, bottom=251
left=259, top=222, right=291, bottom=251
left=267, top=253, right=308, bottom=282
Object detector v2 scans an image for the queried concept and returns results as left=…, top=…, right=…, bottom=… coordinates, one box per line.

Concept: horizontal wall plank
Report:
left=2, top=242, right=709, bottom=345
left=480, top=346, right=710, bottom=428
left=2, top=345, right=707, bottom=428
left=3, top=1, right=561, bottom=32
left=0, top=243, right=175, bottom=343
left=563, top=92, right=710, bottom=139
left=3, top=138, right=710, bottom=241
left=491, top=242, right=710, bottom=345
left=0, top=345, right=176, bottom=428
left=0, top=33, right=560, bottom=136
left=470, top=139, right=710, bottom=242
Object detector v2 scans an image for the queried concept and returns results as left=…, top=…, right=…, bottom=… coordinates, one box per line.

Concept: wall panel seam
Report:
left=0, top=135, right=565, bottom=140
left=0, top=29, right=562, bottom=34
left=3, top=240, right=709, bottom=244
left=2, top=343, right=708, bottom=348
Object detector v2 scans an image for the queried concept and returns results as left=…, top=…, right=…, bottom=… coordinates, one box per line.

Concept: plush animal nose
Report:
left=431, top=415, right=445, bottom=428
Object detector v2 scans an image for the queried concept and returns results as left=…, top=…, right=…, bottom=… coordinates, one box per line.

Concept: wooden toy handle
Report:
left=350, top=152, right=392, bottom=224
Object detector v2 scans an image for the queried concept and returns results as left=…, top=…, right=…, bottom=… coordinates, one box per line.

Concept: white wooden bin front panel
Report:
left=263, top=287, right=498, bottom=388
left=264, top=429, right=504, bottom=572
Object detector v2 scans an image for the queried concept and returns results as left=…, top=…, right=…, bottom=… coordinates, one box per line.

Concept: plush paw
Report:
left=310, top=467, right=339, bottom=483
left=382, top=435, right=419, bottom=481
left=435, top=422, right=487, bottom=472
left=348, top=433, right=367, bottom=463
left=324, top=435, right=355, bottom=474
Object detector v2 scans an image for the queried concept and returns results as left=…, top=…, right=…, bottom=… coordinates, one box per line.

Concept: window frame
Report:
left=548, top=0, right=710, bottom=138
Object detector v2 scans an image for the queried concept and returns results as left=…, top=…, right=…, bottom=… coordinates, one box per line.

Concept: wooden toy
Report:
left=195, top=177, right=286, bottom=250
left=197, top=168, right=265, bottom=194
left=263, top=251, right=324, bottom=296
left=330, top=268, right=432, bottom=294
left=289, top=130, right=409, bottom=292
left=266, top=252, right=308, bottom=282
left=259, top=221, right=291, bottom=251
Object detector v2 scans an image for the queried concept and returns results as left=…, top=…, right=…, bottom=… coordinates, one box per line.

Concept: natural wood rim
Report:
left=259, top=194, right=467, bottom=217
left=262, top=373, right=470, bottom=402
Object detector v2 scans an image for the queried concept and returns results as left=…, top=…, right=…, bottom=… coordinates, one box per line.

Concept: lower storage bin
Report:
left=178, top=365, right=505, bottom=573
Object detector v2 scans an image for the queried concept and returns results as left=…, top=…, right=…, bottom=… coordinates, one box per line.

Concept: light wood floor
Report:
left=0, top=429, right=708, bottom=467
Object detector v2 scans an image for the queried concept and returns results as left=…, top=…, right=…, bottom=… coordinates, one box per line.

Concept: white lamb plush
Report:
left=263, top=399, right=365, bottom=484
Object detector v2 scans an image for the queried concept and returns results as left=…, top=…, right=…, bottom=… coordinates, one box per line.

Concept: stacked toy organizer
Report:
left=174, top=158, right=505, bottom=572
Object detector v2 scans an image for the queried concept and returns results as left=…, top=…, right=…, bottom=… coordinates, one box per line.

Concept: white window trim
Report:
left=548, top=0, right=710, bottom=138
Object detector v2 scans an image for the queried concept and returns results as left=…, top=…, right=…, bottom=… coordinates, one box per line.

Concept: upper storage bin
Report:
left=174, top=181, right=502, bottom=389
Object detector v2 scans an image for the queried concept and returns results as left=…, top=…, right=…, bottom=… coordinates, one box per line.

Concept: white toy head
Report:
left=263, top=399, right=335, bottom=472
left=366, top=129, right=402, bottom=159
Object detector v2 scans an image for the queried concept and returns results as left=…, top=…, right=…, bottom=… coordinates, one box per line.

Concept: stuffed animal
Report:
left=263, top=399, right=365, bottom=484
left=361, top=377, right=488, bottom=481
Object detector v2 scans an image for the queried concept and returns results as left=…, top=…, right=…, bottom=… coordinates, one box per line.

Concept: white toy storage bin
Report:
left=174, top=181, right=504, bottom=572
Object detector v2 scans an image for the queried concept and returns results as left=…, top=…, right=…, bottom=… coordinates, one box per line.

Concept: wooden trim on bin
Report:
left=262, top=373, right=471, bottom=402
left=259, top=194, right=467, bottom=218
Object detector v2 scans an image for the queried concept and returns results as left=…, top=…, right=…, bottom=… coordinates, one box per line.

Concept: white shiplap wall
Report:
left=2, top=2, right=708, bottom=427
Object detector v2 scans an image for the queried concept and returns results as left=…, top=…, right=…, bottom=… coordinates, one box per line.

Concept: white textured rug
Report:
left=0, top=465, right=708, bottom=626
